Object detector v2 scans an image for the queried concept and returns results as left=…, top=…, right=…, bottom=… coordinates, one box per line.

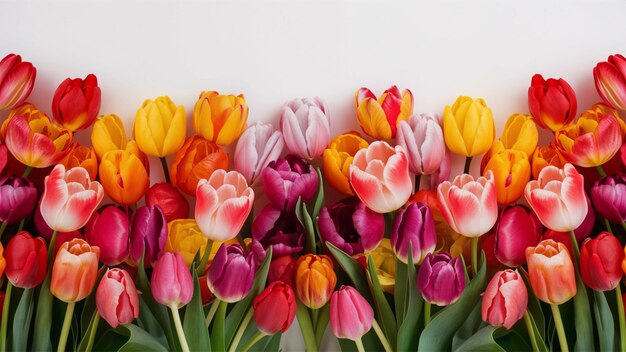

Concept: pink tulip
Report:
left=330, top=286, right=374, bottom=341
left=524, top=164, right=587, bottom=232
left=151, top=252, right=193, bottom=308
left=85, top=205, right=129, bottom=266
left=0, top=53, right=36, bottom=110
left=494, top=205, right=543, bottom=267
left=349, top=141, right=412, bottom=213
left=40, top=164, right=104, bottom=232
left=234, top=122, right=284, bottom=185
left=437, top=171, right=498, bottom=238
left=195, top=169, right=254, bottom=241
left=429, top=147, right=451, bottom=189
left=396, top=113, right=446, bottom=175
left=96, top=268, right=140, bottom=328
left=481, top=269, right=528, bottom=329
left=280, top=97, right=330, bottom=160
left=594, top=54, right=626, bottom=110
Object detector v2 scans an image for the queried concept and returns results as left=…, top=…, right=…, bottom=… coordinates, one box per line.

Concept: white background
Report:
left=2, top=1, right=626, bottom=350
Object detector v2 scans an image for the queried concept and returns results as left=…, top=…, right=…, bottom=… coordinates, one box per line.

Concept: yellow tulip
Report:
left=91, top=114, right=127, bottom=160
left=166, top=219, right=238, bottom=268
left=501, top=113, right=538, bottom=158
left=99, top=149, right=150, bottom=206
left=322, top=131, right=368, bottom=195
left=192, top=91, right=248, bottom=146
left=134, top=96, right=186, bottom=157
left=368, top=239, right=395, bottom=294
left=443, top=96, right=495, bottom=157
left=483, top=149, right=531, bottom=205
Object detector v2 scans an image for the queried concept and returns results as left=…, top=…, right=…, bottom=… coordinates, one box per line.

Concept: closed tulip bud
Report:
left=355, top=86, right=413, bottom=140
left=580, top=232, right=624, bottom=291
left=234, top=122, right=284, bottom=185
left=591, top=174, right=626, bottom=223
left=253, top=281, right=297, bottom=335
left=96, top=268, right=140, bottom=328
left=531, top=144, right=566, bottom=180
left=280, top=97, right=331, bottom=160
left=391, top=202, right=437, bottom=264
left=99, top=149, right=149, bottom=206
left=85, top=205, right=129, bottom=266
left=481, top=269, right=528, bottom=329
left=494, top=205, right=542, bottom=267
left=501, top=113, right=539, bottom=158
left=526, top=239, right=576, bottom=304
left=207, top=243, right=257, bottom=303
left=443, top=96, right=495, bottom=157
left=524, top=164, right=587, bottom=232
left=0, top=176, right=37, bottom=224
left=134, top=96, right=186, bottom=157
left=318, top=197, right=385, bottom=256
left=483, top=149, right=531, bottom=205
left=322, top=131, right=368, bottom=195
left=91, top=114, right=127, bottom=160
left=252, top=205, right=304, bottom=257
left=62, top=145, right=98, bottom=181
left=349, top=141, right=412, bottom=213
left=262, top=155, right=318, bottom=212
left=4, top=103, right=72, bottom=168
left=151, top=252, right=193, bottom=307
left=0, top=54, right=36, bottom=110
left=396, top=113, right=446, bottom=176
left=128, top=205, right=167, bottom=267
left=193, top=91, right=248, bottom=146
left=145, top=183, right=189, bottom=222
left=165, top=219, right=209, bottom=267
left=417, top=252, right=466, bottom=306
left=528, top=74, right=577, bottom=132
left=367, top=239, right=396, bottom=294
left=594, top=54, right=626, bottom=110
left=170, top=136, right=229, bottom=196
left=52, top=74, right=101, bottom=131
left=295, top=254, right=337, bottom=309
left=268, top=256, right=297, bottom=289
left=5, top=231, right=47, bottom=288
left=330, top=286, right=374, bottom=341
left=51, top=238, right=100, bottom=302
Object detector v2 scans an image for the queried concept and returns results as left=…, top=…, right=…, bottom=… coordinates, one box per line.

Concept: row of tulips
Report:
left=0, top=51, right=625, bottom=352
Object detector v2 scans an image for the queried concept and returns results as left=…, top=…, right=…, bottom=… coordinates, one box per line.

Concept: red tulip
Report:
left=253, top=281, right=297, bottom=335
left=96, top=268, right=140, bottom=328
left=594, top=54, right=626, bottom=110
left=51, top=74, right=101, bottom=131
left=528, top=74, right=577, bottom=132
left=268, top=256, right=296, bottom=289
left=0, top=53, right=36, bottom=110
left=144, top=182, right=189, bottom=222
left=580, top=232, right=624, bottom=291
left=4, top=231, right=47, bottom=288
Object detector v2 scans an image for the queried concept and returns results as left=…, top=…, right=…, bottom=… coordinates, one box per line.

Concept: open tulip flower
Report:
left=51, top=74, right=101, bottom=131
left=594, top=54, right=626, bottom=110
left=528, top=74, right=577, bottom=132
left=193, top=90, right=248, bottom=146
left=262, top=155, right=318, bottom=212
left=0, top=53, right=36, bottom=111
left=355, top=86, right=413, bottom=140
left=252, top=204, right=305, bottom=257
left=280, top=97, right=331, bottom=160
left=62, top=144, right=98, bottom=181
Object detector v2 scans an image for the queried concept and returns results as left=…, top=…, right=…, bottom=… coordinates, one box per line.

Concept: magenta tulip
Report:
left=96, top=268, right=140, bottom=327
left=417, top=252, right=466, bottom=306
left=151, top=252, right=193, bottom=307
left=253, top=281, right=297, bottom=335
left=207, top=243, right=257, bottom=303
left=85, top=205, right=129, bottom=266
left=252, top=205, right=304, bottom=257
left=262, top=155, right=318, bottom=212
left=494, top=205, right=543, bottom=267
left=396, top=112, right=446, bottom=176
left=280, top=97, right=331, bottom=160
left=330, top=286, right=374, bottom=341
left=234, top=122, right=284, bottom=185
left=0, top=143, right=7, bottom=175
left=591, top=174, right=626, bottom=224
left=0, top=176, right=37, bottom=224
left=128, top=205, right=167, bottom=267
left=390, top=202, right=437, bottom=264
left=0, top=53, right=36, bottom=110
left=481, top=269, right=528, bottom=329
left=594, top=54, right=626, bottom=110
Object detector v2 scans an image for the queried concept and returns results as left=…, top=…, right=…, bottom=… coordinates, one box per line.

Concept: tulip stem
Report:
left=595, top=165, right=607, bottom=177
left=296, top=301, right=318, bottom=352
left=355, top=338, right=365, bottom=352
left=550, top=304, right=569, bottom=352
left=567, top=230, right=580, bottom=261
left=48, top=230, right=59, bottom=265
left=372, top=318, right=393, bottom=352
left=470, top=237, right=478, bottom=276
left=314, top=304, right=330, bottom=347
left=523, top=311, right=540, bottom=352
left=22, top=166, right=32, bottom=178
left=211, top=300, right=228, bottom=352
left=169, top=304, right=190, bottom=352
left=84, top=313, right=100, bottom=352
left=604, top=218, right=614, bottom=233
left=57, top=301, right=76, bottom=352
left=227, top=308, right=253, bottom=352
left=0, top=221, right=7, bottom=240
left=463, top=156, right=472, bottom=174
left=616, top=284, right=626, bottom=352
left=240, top=331, right=266, bottom=352
left=160, top=157, right=171, bottom=183
left=205, top=299, right=220, bottom=328
left=424, top=302, right=431, bottom=326
left=0, top=282, right=12, bottom=351
left=621, top=221, right=626, bottom=234
left=17, top=219, right=24, bottom=232
left=414, top=174, right=421, bottom=193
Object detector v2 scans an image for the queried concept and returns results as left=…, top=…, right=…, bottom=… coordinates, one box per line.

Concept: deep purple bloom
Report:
left=128, top=205, right=167, bottom=267
left=390, top=202, right=436, bottom=264
left=417, top=252, right=466, bottom=306
left=0, top=176, right=37, bottom=223
left=261, top=154, right=319, bottom=211
left=207, top=243, right=256, bottom=303
left=591, top=174, right=626, bottom=224
left=252, top=204, right=304, bottom=257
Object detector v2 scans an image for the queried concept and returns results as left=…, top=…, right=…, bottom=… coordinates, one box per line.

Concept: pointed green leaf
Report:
left=394, top=258, right=408, bottom=326
left=309, top=167, right=325, bottom=220
left=183, top=265, right=211, bottom=351
left=11, top=287, right=34, bottom=351
left=366, top=255, right=397, bottom=350
left=572, top=273, right=594, bottom=351
left=116, top=323, right=169, bottom=352
left=455, top=325, right=507, bottom=352
left=296, top=198, right=316, bottom=254
left=397, top=243, right=423, bottom=352
left=326, top=242, right=372, bottom=302
left=451, top=301, right=482, bottom=350
left=593, top=290, right=615, bottom=351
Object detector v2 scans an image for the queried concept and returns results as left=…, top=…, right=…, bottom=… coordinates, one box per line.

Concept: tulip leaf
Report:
left=572, top=273, right=594, bottom=351
left=366, top=256, right=398, bottom=350
left=593, top=290, right=615, bottom=351
left=519, top=267, right=545, bottom=337
left=11, top=287, right=34, bottom=351
left=454, top=325, right=507, bottom=352
left=32, top=276, right=54, bottom=351
left=451, top=301, right=482, bottom=350
left=396, top=243, right=423, bottom=352
left=296, top=197, right=317, bottom=254
left=394, top=258, right=408, bottom=326
left=115, top=323, right=169, bottom=352
left=195, top=239, right=213, bottom=277
left=77, top=310, right=101, bottom=352
left=183, top=264, right=211, bottom=352
left=309, top=167, right=325, bottom=220
left=263, top=331, right=282, bottom=352
left=326, top=242, right=372, bottom=302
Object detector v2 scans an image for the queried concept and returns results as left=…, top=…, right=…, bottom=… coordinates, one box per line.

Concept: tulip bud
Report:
left=396, top=113, right=446, bottom=175
left=145, top=182, right=189, bottom=222
left=483, top=149, right=531, bottom=205
left=91, top=114, right=127, bottom=160
left=62, top=145, right=98, bottom=181
left=355, top=86, right=413, bottom=140
left=85, top=205, right=129, bottom=266
left=151, top=252, right=193, bottom=308
left=52, top=74, right=101, bottom=131
left=526, top=239, right=576, bottom=304
left=51, top=239, right=100, bottom=302
left=443, top=96, right=495, bottom=157
left=0, top=176, right=37, bottom=224
left=580, top=232, right=624, bottom=291
left=252, top=205, right=304, bottom=257
left=193, top=91, right=248, bottom=146
left=0, top=53, right=36, bottom=110
left=494, top=205, right=542, bottom=267
left=253, top=281, right=297, bottom=335
left=591, top=174, right=626, bottom=224
left=207, top=243, right=257, bottom=303
left=528, top=74, right=577, bottom=132
left=128, top=205, right=167, bottom=267
left=295, top=254, right=337, bottom=309
left=165, top=219, right=209, bottom=267
left=322, top=131, right=368, bottom=195
left=280, top=97, right=331, bottom=160
left=268, top=256, right=297, bottom=289
left=134, top=96, right=186, bottom=157
left=417, top=252, right=466, bottom=306
left=234, top=122, right=284, bottom=185
left=531, top=144, right=566, bottom=180
left=262, top=155, right=318, bottom=212
left=96, top=268, right=140, bottom=328
left=500, top=113, right=539, bottom=158
left=594, top=54, right=626, bottom=110
left=170, top=136, right=229, bottom=196
left=481, top=269, right=528, bottom=329
left=4, top=231, right=47, bottom=288
left=330, top=286, right=374, bottom=341
left=390, top=202, right=436, bottom=264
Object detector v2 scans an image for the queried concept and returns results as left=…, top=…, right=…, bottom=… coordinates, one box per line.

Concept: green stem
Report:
left=616, top=284, right=626, bottom=352
left=22, top=166, right=32, bottom=178
left=470, top=237, right=478, bottom=276
left=464, top=156, right=473, bottom=174
left=355, top=338, right=365, bottom=352
left=311, top=308, right=319, bottom=330
left=227, top=308, right=253, bottom=352
left=17, top=219, right=24, bottom=233
left=169, top=304, right=190, bottom=352
left=621, top=222, right=626, bottom=234
left=424, top=301, right=432, bottom=326
left=205, top=299, right=220, bottom=328
left=0, top=282, right=13, bottom=351
left=296, top=301, right=318, bottom=352
left=596, top=165, right=607, bottom=177
left=240, top=331, right=266, bottom=352
left=523, top=311, right=540, bottom=352
left=0, top=221, right=7, bottom=240
left=160, top=157, right=171, bottom=183
left=567, top=230, right=580, bottom=262
left=371, top=318, right=393, bottom=352
left=605, top=218, right=614, bottom=234
left=85, top=313, right=100, bottom=352
left=48, top=231, right=59, bottom=264
left=550, top=304, right=569, bottom=352
left=32, top=230, right=59, bottom=350
left=414, top=174, right=421, bottom=193
left=211, top=300, right=228, bottom=352
left=314, top=305, right=330, bottom=347
left=57, top=301, right=76, bottom=352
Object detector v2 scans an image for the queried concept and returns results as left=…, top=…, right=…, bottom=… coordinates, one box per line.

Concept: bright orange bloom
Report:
left=525, top=239, right=576, bottom=304
left=99, top=149, right=150, bottom=205
left=0, top=243, right=6, bottom=278
left=170, top=136, right=229, bottom=196
left=322, top=131, right=368, bottom=195
left=295, top=254, right=337, bottom=309
left=50, top=238, right=100, bottom=302
left=531, top=144, right=567, bottom=180
left=483, top=149, right=531, bottom=205
left=62, top=144, right=98, bottom=181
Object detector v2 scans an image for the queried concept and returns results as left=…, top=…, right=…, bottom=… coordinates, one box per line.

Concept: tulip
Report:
left=390, top=202, right=437, bottom=264
left=4, top=103, right=72, bottom=168
left=192, top=91, right=248, bottom=146
left=51, top=74, right=101, bottom=131
left=526, top=239, right=576, bottom=304
left=396, top=113, right=446, bottom=176
left=280, top=97, right=331, bottom=160
left=195, top=169, right=254, bottom=241
left=91, top=114, right=127, bottom=159
left=0, top=176, right=37, bottom=224
left=151, top=252, right=193, bottom=307
left=165, top=219, right=209, bottom=267
left=62, top=145, right=98, bottom=181
left=33, top=205, right=81, bottom=244
left=494, top=205, right=542, bottom=267
left=429, top=147, right=452, bottom=189
left=355, top=86, right=413, bottom=140
left=528, top=74, right=577, bottom=132
left=40, top=164, right=104, bottom=232
left=170, top=136, right=229, bottom=196
left=128, top=205, right=167, bottom=267
left=253, top=205, right=304, bottom=257
left=367, top=239, right=396, bottom=294
left=349, top=141, right=412, bottom=213
left=268, top=256, right=297, bottom=289
left=96, top=268, right=140, bottom=328
left=481, top=269, right=528, bottom=329
left=295, top=254, right=337, bottom=309
left=443, top=96, right=495, bottom=157
left=417, top=252, right=466, bottom=306
left=262, top=155, right=318, bottom=212
left=482, top=149, right=531, bottom=205
left=580, top=232, right=624, bottom=291
left=0, top=54, right=36, bottom=110
left=499, top=114, right=538, bottom=158
left=134, top=96, right=186, bottom=157
left=594, top=54, right=626, bottom=110
left=234, top=122, right=284, bottom=185
left=85, top=205, right=129, bottom=266
left=322, top=131, right=368, bottom=195
left=330, top=286, right=374, bottom=341
left=207, top=243, right=257, bottom=303
left=591, top=174, right=626, bottom=223
left=253, top=281, right=297, bottom=335
left=524, top=164, right=587, bottom=232
left=98, top=149, right=149, bottom=206
left=318, top=197, right=385, bottom=256
left=50, top=238, right=100, bottom=302
left=145, top=183, right=189, bottom=222
left=531, top=144, right=566, bottom=180
left=4, top=231, right=47, bottom=288
left=0, top=244, right=4, bottom=277
left=0, top=143, right=7, bottom=174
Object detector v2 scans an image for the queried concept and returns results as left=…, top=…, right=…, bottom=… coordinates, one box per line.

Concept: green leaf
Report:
left=263, top=332, right=282, bottom=352
left=326, top=242, right=372, bottom=302
left=183, top=265, right=211, bottom=351
left=572, top=273, right=594, bottom=351
left=195, top=239, right=214, bottom=277
left=77, top=310, right=100, bottom=352
left=524, top=311, right=549, bottom=352
left=11, top=287, right=34, bottom=351
left=593, top=290, right=615, bottom=351
left=519, top=268, right=545, bottom=337
left=115, top=323, right=169, bottom=352
left=394, top=258, right=408, bottom=326
left=32, top=276, right=54, bottom=351
left=366, top=256, right=397, bottom=350
left=309, top=167, right=325, bottom=220
left=454, top=325, right=507, bottom=352
left=451, top=301, right=482, bottom=350
left=135, top=295, right=168, bottom=345
left=396, top=243, right=423, bottom=352
left=296, top=197, right=316, bottom=254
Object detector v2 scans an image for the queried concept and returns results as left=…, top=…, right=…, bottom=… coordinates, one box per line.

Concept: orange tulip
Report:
left=295, top=254, right=337, bottom=309
left=99, top=149, right=150, bottom=206
left=531, top=144, right=566, bottom=180
left=170, top=136, right=229, bottom=196
left=525, top=239, right=576, bottom=305
left=50, top=238, right=100, bottom=302
left=322, top=131, right=368, bottom=195
left=62, top=144, right=98, bottom=181
left=482, top=149, right=531, bottom=205
left=0, top=243, right=6, bottom=278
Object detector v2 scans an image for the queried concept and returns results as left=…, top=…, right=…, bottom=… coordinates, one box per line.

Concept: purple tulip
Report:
left=494, top=205, right=542, bottom=267
left=261, top=155, right=319, bottom=211
left=390, top=202, right=436, bottom=264
left=318, top=197, right=384, bottom=256
left=252, top=204, right=304, bottom=257
left=207, top=243, right=257, bottom=303
left=417, top=252, right=466, bottom=306
left=85, top=205, right=130, bottom=266
left=128, top=205, right=167, bottom=267
left=0, top=176, right=37, bottom=224
left=591, top=174, right=626, bottom=224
